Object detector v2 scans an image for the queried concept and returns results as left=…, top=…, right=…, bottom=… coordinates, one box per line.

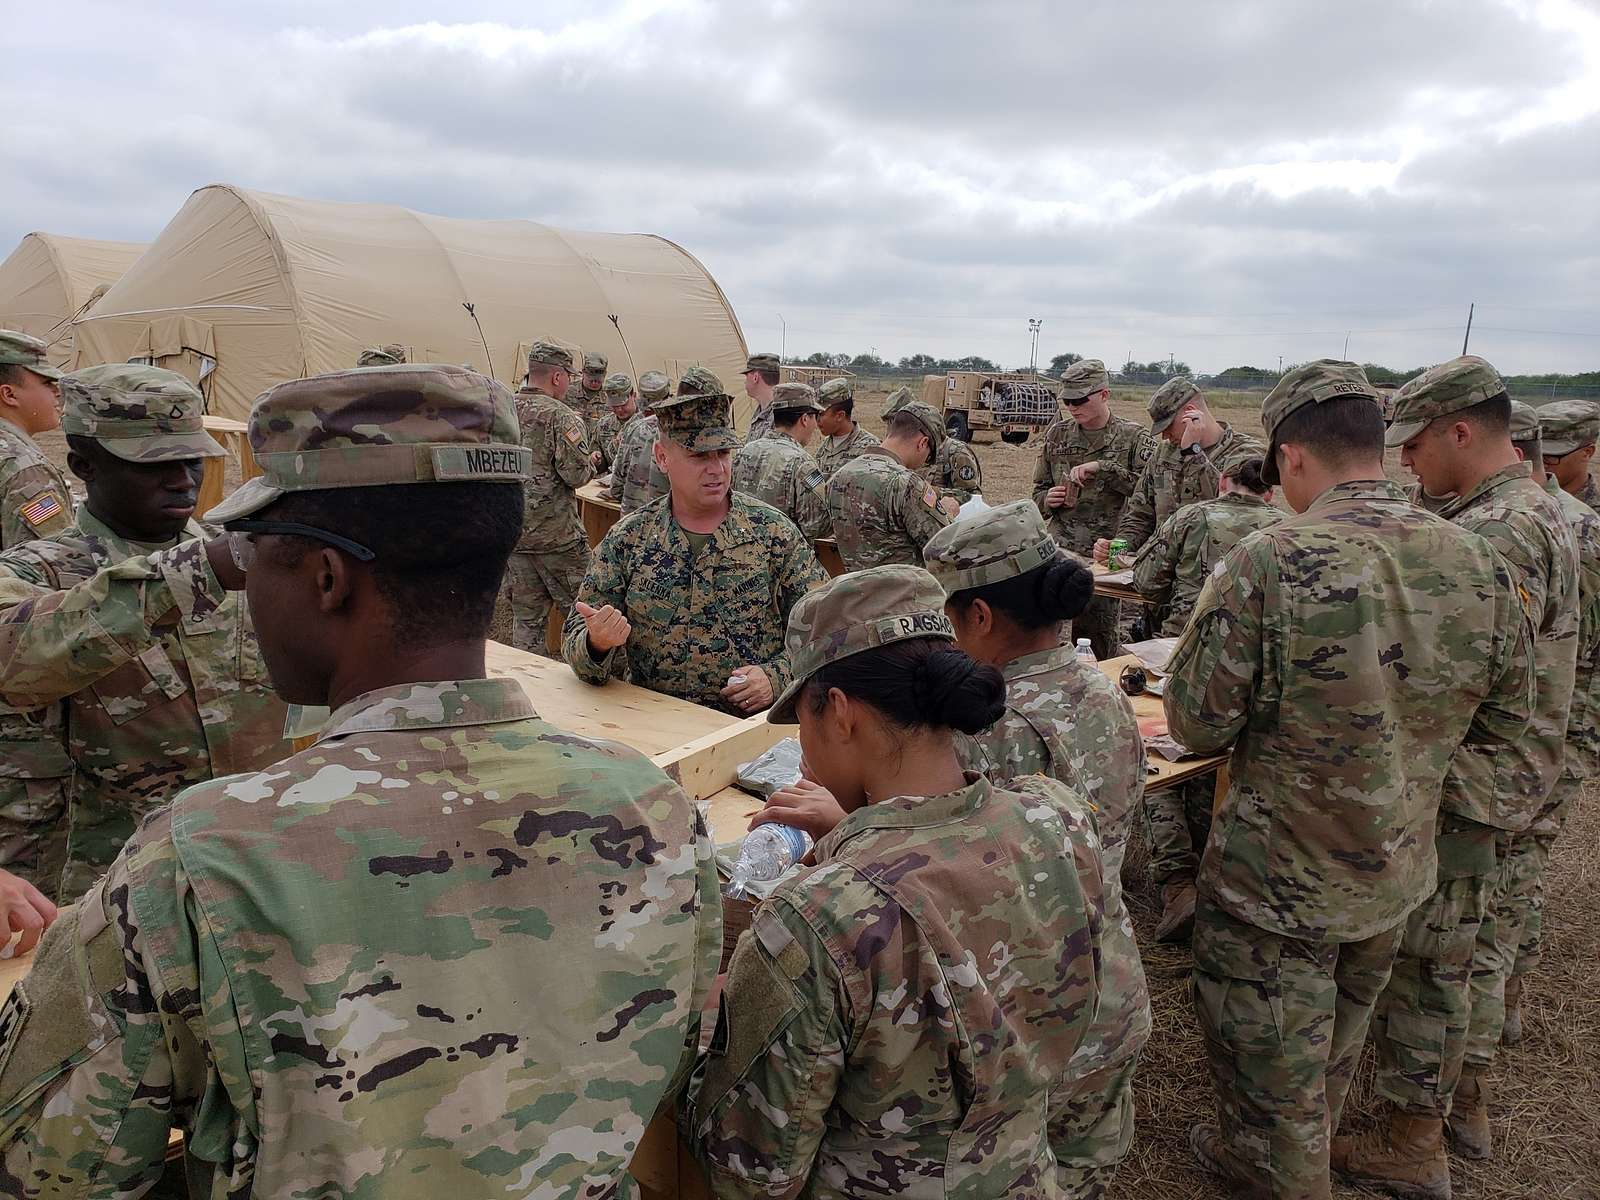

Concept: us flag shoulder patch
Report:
left=19, top=493, right=63, bottom=530
left=922, top=485, right=938, bottom=508
left=565, top=426, right=584, bottom=445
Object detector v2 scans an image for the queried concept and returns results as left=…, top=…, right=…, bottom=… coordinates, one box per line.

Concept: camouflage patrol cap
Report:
left=771, top=382, right=822, bottom=414
left=890, top=399, right=945, bottom=457
left=1385, top=356, right=1506, bottom=448
left=603, top=372, right=634, bottom=399
left=60, top=364, right=225, bottom=463
left=880, top=385, right=914, bottom=416
left=818, top=376, right=856, bottom=407
left=206, top=364, right=530, bottom=523
left=638, top=370, right=672, bottom=403
left=356, top=344, right=406, bottom=368
left=676, top=365, right=725, bottom=396
left=1148, top=377, right=1202, bottom=435
left=527, top=341, right=574, bottom=372
left=922, top=500, right=1060, bottom=595
left=0, top=329, right=62, bottom=381
left=768, top=564, right=957, bottom=724
left=582, top=351, right=608, bottom=373
left=1259, top=359, right=1379, bottom=484
left=1538, top=399, right=1600, bottom=456
left=653, top=390, right=740, bottom=453
left=1058, top=358, right=1109, bottom=401
left=745, top=352, right=780, bottom=374
left=1508, top=400, right=1541, bottom=445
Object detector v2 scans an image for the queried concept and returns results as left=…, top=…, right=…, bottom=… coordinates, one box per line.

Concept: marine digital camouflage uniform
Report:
left=1115, top=422, right=1262, bottom=552
left=826, top=447, right=951, bottom=571
left=813, top=422, right=879, bottom=478
left=0, top=676, right=720, bottom=1199
left=730, top=430, right=831, bottom=541
left=505, top=382, right=593, bottom=655
left=1163, top=363, right=1536, bottom=1198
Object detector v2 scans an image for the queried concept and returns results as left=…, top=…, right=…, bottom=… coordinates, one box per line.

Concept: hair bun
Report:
left=913, top=645, right=1008, bottom=735
left=1037, top=558, right=1095, bottom=622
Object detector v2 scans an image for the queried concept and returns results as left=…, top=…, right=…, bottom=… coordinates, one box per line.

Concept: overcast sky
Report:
left=8, top=0, right=1597, bottom=374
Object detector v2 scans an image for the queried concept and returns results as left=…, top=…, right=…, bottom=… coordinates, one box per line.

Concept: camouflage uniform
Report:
left=1576, top=473, right=1600, bottom=514
left=505, top=343, right=594, bottom=656
left=730, top=384, right=829, bottom=540
left=1164, top=361, right=1536, bottom=1198
left=743, top=352, right=781, bottom=443
left=564, top=350, right=611, bottom=444
left=684, top=565, right=1108, bottom=1197
left=1540, top=399, right=1600, bottom=515
left=0, top=364, right=719, bottom=1199
left=563, top=391, right=827, bottom=714
left=926, top=435, right=982, bottom=504
left=925, top=502, right=1152, bottom=1196
left=606, top=370, right=672, bottom=511
left=0, top=365, right=289, bottom=902
left=1371, top=361, right=1577, bottom=1123
left=813, top=422, right=879, bottom=478
left=594, top=407, right=637, bottom=474
left=826, top=403, right=952, bottom=571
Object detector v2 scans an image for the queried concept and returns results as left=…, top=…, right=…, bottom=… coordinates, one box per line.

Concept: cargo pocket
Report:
left=1192, top=906, right=1285, bottom=1057
left=90, top=645, right=186, bottom=726
left=1401, top=825, right=1496, bottom=963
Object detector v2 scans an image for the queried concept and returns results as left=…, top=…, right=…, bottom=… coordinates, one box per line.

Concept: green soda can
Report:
left=1108, top=537, right=1129, bottom=570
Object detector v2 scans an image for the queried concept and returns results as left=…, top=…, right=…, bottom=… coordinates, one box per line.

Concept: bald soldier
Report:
left=608, top=370, right=673, bottom=511
left=1165, top=361, right=1534, bottom=1200
left=1032, top=358, right=1153, bottom=658
left=827, top=400, right=957, bottom=571
left=505, top=341, right=594, bottom=655
left=564, top=371, right=827, bottom=715
left=742, top=351, right=782, bottom=442
left=1341, top=359, right=1576, bottom=1189
left=0, top=364, right=719, bottom=1198
left=730, top=382, right=831, bottom=539
left=565, top=350, right=611, bottom=443
left=0, top=365, right=289, bottom=902
left=813, top=376, right=880, bottom=477
left=1539, top=399, right=1600, bottom=512
left=0, top=332, right=75, bottom=904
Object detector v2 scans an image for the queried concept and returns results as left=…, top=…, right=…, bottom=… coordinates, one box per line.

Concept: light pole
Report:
left=778, top=313, right=786, bottom=363
left=1027, top=318, right=1043, bottom=372
left=1277, top=354, right=1283, bottom=376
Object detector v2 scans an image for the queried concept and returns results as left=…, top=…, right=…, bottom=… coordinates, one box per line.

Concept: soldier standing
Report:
left=729, top=382, right=830, bottom=539
left=884, top=384, right=983, bottom=504
left=0, top=364, right=289, bottom=902
left=1031, top=358, right=1153, bottom=658
left=924, top=503, right=1152, bottom=1196
left=1342, top=358, right=1576, bottom=1187
left=594, top=371, right=638, bottom=473
left=1098, top=377, right=1261, bottom=562
left=563, top=375, right=826, bottom=715
left=1164, top=361, right=1535, bottom=1200
left=608, top=369, right=672, bottom=510
left=504, top=342, right=593, bottom=655
left=826, top=400, right=956, bottom=571
left=812, top=376, right=880, bottom=477
left=0, top=363, right=719, bottom=1198
left=0, top=331, right=74, bottom=930
left=683, top=565, right=1107, bottom=1195
left=565, top=350, right=610, bottom=443
left=1538, top=399, right=1600, bottom=512
left=741, top=351, right=781, bottom=442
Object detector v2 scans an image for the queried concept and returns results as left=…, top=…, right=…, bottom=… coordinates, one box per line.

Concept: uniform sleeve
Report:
left=1115, top=459, right=1160, bottom=550
left=1, top=466, right=72, bottom=547
left=1465, top=550, right=1538, bottom=748
left=553, top=408, right=597, bottom=489
left=940, top=446, right=981, bottom=504
left=0, top=538, right=227, bottom=709
left=1100, top=427, right=1153, bottom=497
left=899, top=473, right=954, bottom=552
left=561, top=526, right=629, bottom=686
left=791, top=462, right=832, bottom=542
left=681, top=902, right=848, bottom=1199
left=1132, top=508, right=1190, bottom=608
left=757, top=532, right=828, bottom=699
left=1162, top=538, right=1269, bottom=754
left=0, top=812, right=246, bottom=1198
left=1031, top=433, right=1059, bottom=515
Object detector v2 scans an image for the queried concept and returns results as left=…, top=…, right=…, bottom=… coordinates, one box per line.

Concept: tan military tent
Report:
left=75, top=184, right=750, bottom=423
left=0, top=233, right=147, bottom=369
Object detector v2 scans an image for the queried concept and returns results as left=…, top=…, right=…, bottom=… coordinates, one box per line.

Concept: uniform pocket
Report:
left=89, top=645, right=186, bottom=727
left=1192, top=906, right=1285, bottom=1056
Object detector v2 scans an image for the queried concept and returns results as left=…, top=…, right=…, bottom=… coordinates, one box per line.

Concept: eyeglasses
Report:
left=224, top=520, right=377, bottom=573
left=1065, top=390, right=1107, bottom=407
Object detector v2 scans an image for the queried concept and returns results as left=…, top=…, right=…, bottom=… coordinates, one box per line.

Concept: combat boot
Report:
left=1501, top=976, right=1523, bottom=1046
left=1189, top=1124, right=1271, bottom=1200
left=1154, top=876, right=1197, bottom=943
left=1331, top=1109, right=1452, bottom=1200
left=1446, top=1067, right=1492, bottom=1160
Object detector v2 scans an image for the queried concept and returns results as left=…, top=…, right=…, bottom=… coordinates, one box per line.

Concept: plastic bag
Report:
left=735, top=737, right=804, bottom=798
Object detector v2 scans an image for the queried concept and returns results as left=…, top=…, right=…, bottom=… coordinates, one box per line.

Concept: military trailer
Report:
left=921, top=369, right=1061, bottom=444
left=780, top=364, right=853, bottom=389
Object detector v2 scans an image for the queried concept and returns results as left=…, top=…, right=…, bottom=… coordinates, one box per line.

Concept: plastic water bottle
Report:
left=726, top=824, right=814, bottom=899
left=1075, top=637, right=1097, bottom=664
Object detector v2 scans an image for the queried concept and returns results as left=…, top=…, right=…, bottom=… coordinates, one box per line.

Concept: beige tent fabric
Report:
left=74, top=185, right=750, bottom=425
left=0, top=233, right=147, bottom=368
